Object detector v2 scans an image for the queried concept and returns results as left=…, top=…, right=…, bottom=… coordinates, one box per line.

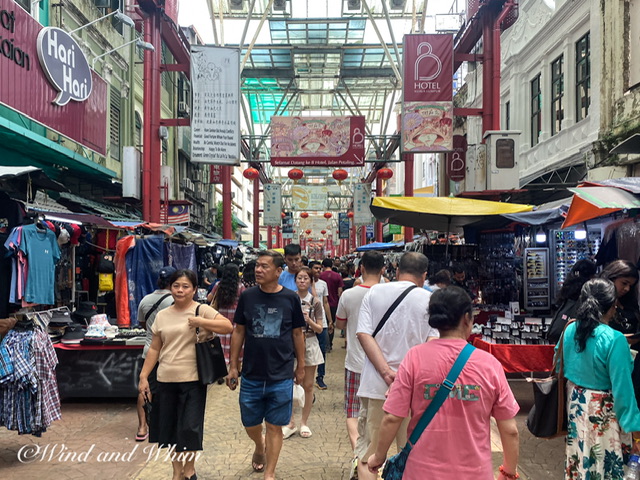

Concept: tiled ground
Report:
left=0, top=343, right=565, bottom=479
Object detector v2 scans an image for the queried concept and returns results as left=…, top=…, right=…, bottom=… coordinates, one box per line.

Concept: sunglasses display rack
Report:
left=549, top=229, right=601, bottom=301
left=477, top=232, right=519, bottom=305
left=481, top=314, right=554, bottom=344
left=523, top=248, right=551, bottom=311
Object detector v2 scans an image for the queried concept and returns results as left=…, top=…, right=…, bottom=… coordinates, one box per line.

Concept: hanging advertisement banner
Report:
left=338, top=213, right=350, bottom=239
left=263, top=184, right=282, bottom=226
left=282, top=212, right=293, bottom=239
left=190, top=45, right=240, bottom=165
left=366, top=224, right=374, bottom=239
left=446, top=135, right=467, bottom=182
left=291, top=185, right=341, bottom=211
left=353, top=183, right=373, bottom=226
left=270, top=116, right=366, bottom=166
left=402, top=34, right=454, bottom=153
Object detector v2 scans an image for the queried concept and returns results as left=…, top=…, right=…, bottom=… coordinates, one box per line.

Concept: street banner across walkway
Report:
left=263, top=183, right=282, bottom=226
left=402, top=34, right=454, bottom=153
left=190, top=45, right=240, bottom=165
left=270, top=116, right=366, bottom=166
left=292, top=185, right=340, bottom=210
left=353, top=183, right=373, bottom=226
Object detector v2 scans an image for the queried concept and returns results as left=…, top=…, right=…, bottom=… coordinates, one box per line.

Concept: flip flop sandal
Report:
left=299, top=425, right=312, bottom=438
left=282, top=425, right=298, bottom=439
left=252, top=452, right=266, bottom=472
left=135, top=432, right=149, bottom=442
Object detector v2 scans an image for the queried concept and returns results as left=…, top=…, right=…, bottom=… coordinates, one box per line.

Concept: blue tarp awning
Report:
left=356, top=241, right=404, bottom=252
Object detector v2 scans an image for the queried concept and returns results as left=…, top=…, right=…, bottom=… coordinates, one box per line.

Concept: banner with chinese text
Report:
left=190, top=46, right=240, bottom=164
left=263, top=184, right=282, bottom=226
left=353, top=184, right=373, bottom=226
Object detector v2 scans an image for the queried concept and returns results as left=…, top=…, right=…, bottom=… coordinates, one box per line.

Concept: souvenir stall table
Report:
left=54, top=343, right=143, bottom=398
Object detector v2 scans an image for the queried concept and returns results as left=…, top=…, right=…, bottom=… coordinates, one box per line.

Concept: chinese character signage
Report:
left=446, top=135, right=467, bottom=182
left=190, top=46, right=240, bottom=164
left=353, top=183, right=373, bottom=226
left=210, top=164, right=223, bottom=184
left=338, top=213, right=350, bottom=239
left=270, top=116, right=366, bottom=166
left=366, top=224, right=374, bottom=239
left=263, top=183, right=282, bottom=226
left=291, top=185, right=340, bottom=211
left=402, top=34, right=454, bottom=153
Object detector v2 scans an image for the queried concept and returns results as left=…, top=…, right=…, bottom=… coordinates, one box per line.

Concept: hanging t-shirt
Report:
left=19, top=224, right=60, bottom=305
left=234, top=286, right=305, bottom=382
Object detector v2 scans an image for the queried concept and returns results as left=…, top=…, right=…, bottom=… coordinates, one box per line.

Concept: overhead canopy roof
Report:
left=562, top=187, right=640, bottom=228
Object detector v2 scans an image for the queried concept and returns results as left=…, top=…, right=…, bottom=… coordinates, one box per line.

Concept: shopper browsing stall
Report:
left=138, top=269, right=232, bottom=480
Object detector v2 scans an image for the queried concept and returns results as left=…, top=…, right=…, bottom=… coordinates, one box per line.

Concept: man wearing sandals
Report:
left=227, top=250, right=306, bottom=480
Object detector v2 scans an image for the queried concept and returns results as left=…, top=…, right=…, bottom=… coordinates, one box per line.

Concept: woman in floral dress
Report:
left=560, top=278, right=640, bottom=479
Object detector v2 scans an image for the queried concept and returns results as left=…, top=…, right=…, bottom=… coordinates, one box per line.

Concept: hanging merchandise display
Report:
left=549, top=229, right=601, bottom=301
left=524, top=248, right=551, bottom=311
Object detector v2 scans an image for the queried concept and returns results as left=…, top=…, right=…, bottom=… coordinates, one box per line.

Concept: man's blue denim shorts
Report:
left=239, top=376, right=294, bottom=427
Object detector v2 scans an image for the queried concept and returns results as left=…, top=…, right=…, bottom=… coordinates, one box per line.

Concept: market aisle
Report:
left=0, top=339, right=565, bottom=479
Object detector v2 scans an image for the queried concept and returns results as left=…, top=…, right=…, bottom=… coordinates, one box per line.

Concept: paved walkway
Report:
left=0, top=343, right=565, bottom=479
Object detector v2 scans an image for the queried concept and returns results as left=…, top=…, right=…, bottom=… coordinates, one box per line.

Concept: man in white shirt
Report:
left=335, top=250, right=386, bottom=465
left=355, top=252, right=439, bottom=480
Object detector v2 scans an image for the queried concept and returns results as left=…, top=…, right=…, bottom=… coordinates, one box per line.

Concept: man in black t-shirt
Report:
left=228, top=250, right=305, bottom=478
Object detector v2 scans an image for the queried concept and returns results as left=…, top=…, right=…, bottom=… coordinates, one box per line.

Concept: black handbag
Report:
left=526, top=321, right=570, bottom=438
left=143, top=392, right=153, bottom=426
left=194, top=305, right=228, bottom=385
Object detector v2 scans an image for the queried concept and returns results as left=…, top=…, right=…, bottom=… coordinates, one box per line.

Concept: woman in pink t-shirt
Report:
left=368, top=286, right=521, bottom=480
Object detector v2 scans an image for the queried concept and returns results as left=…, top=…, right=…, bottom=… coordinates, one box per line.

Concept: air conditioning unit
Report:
left=229, top=0, right=243, bottom=9
left=273, top=0, right=286, bottom=11
left=347, top=0, right=361, bottom=9
left=389, top=0, right=406, bottom=9
left=178, top=101, right=190, bottom=117
left=483, top=130, right=521, bottom=190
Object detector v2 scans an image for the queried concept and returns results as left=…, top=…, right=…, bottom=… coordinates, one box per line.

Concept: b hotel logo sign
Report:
left=37, top=27, right=92, bottom=106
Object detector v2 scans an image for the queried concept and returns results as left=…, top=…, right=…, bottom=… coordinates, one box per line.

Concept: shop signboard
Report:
left=366, top=224, right=374, bottom=239
left=263, top=183, right=282, bottom=226
left=402, top=34, right=454, bottom=153
left=388, top=223, right=402, bottom=235
left=338, top=213, right=350, bottom=239
left=0, top=0, right=107, bottom=154
left=353, top=183, right=373, bottom=226
left=291, top=185, right=340, bottom=211
left=210, top=164, right=223, bottom=183
left=282, top=212, right=293, bottom=239
left=190, top=45, right=240, bottom=165
left=270, top=116, right=366, bottom=166
left=446, top=135, right=467, bottom=182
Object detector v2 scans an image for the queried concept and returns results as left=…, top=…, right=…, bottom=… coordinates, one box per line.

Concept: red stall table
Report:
left=472, top=338, right=555, bottom=373
left=54, top=343, right=143, bottom=398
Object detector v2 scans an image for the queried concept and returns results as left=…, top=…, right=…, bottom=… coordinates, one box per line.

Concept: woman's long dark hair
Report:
left=574, top=278, right=617, bottom=352
left=215, top=263, right=241, bottom=309
left=556, top=259, right=597, bottom=304
left=600, top=259, right=639, bottom=305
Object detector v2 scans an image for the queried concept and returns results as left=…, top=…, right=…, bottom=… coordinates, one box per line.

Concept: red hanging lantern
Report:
left=332, top=168, right=348, bottom=184
left=377, top=168, right=394, bottom=180
left=324, top=212, right=332, bottom=219
left=321, top=230, right=327, bottom=235
left=281, top=212, right=286, bottom=219
left=347, top=211, right=354, bottom=218
left=243, top=167, right=260, bottom=180
left=300, top=212, right=309, bottom=219
left=288, top=168, right=304, bottom=182
left=305, top=229, right=312, bottom=235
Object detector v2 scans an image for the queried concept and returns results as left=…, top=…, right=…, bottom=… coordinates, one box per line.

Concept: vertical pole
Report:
left=482, top=14, right=494, bottom=137
left=142, top=13, right=154, bottom=222
left=404, top=153, right=414, bottom=243
left=149, top=12, right=162, bottom=222
left=267, top=226, right=273, bottom=249
left=253, top=179, right=260, bottom=248
left=351, top=221, right=357, bottom=250
left=360, top=225, right=367, bottom=246
left=222, top=166, right=233, bottom=239
left=376, top=179, right=383, bottom=242
left=276, top=226, right=282, bottom=248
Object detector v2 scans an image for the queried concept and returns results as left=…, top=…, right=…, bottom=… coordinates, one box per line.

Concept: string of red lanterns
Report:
left=376, top=167, right=393, bottom=180
left=243, top=167, right=260, bottom=180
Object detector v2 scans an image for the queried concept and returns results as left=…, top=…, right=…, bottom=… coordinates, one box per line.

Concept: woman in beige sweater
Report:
left=139, top=269, right=232, bottom=480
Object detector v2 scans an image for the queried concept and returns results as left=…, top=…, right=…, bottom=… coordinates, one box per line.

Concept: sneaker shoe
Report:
left=315, top=378, right=327, bottom=390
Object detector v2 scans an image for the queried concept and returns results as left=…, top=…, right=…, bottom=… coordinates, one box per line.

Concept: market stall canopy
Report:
left=356, top=241, right=404, bottom=252
left=0, top=166, right=67, bottom=201
left=610, top=134, right=640, bottom=154
left=370, top=196, right=533, bottom=231
left=561, top=186, right=640, bottom=228
left=500, top=198, right=570, bottom=225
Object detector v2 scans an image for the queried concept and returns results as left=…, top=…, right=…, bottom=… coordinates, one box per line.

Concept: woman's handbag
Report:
left=194, top=304, right=228, bottom=385
left=525, top=321, right=571, bottom=439
left=382, top=343, right=476, bottom=480
left=143, top=392, right=153, bottom=426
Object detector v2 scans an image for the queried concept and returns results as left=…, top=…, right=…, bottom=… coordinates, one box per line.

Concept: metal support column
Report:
left=376, top=180, right=383, bottom=242
left=253, top=179, right=260, bottom=248
left=404, top=153, right=414, bottom=243
left=267, top=226, right=273, bottom=249
left=222, top=166, right=233, bottom=239
left=482, top=14, right=494, bottom=136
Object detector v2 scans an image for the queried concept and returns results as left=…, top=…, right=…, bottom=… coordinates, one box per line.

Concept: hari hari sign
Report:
left=37, top=27, right=92, bottom=106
